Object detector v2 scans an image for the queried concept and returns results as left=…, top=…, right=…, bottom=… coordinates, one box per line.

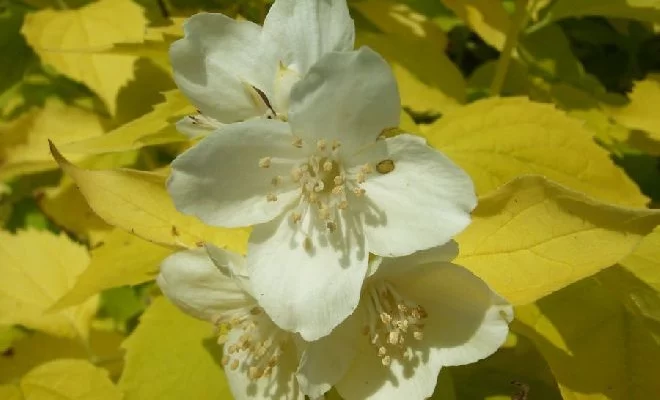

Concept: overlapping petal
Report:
left=247, top=211, right=368, bottom=341
left=170, top=13, right=276, bottom=123
left=156, top=248, right=253, bottom=322
left=355, top=134, right=476, bottom=257
left=167, top=119, right=301, bottom=228
left=289, top=47, right=400, bottom=150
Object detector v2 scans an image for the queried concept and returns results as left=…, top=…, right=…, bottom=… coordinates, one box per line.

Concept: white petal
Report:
left=296, top=312, right=361, bottom=398
left=205, top=244, right=254, bottom=298
left=156, top=249, right=254, bottom=323
left=176, top=114, right=223, bottom=139
left=170, top=13, right=277, bottom=123
left=369, top=240, right=459, bottom=279
left=224, top=316, right=304, bottom=400
left=168, top=119, right=301, bottom=228
left=357, top=134, right=476, bottom=257
left=288, top=48, right=400, bottom=150
left=334, top=314, right=441, bottom=400
left=247, top=211, right=367, bottom=341
left=396, top=263, right=513, bottom=367
left=263, top=0, right=355, bottom=73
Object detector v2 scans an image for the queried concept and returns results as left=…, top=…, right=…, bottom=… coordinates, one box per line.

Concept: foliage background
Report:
left=1, top=0, right=660, bottom=399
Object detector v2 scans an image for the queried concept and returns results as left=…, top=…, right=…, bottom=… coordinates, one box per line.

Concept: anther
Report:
left=413, top=331, right=424, bottom=341
left=357, top=172, right=366, bottom=184
left=266, top=193, right=278, bottom=202
left=317, top=139, right=327, bottom=151
left=332, top=186, right=344, bottom=195
left=230, top=359, right=240, bottom=370
left=338, top=200, right=349, bottom=209
left=361, top=164, right=374, bottom=174
left=376, top=159, right=395, bottom=174
left=334, top=175, right=344, bottom=185
left=292, top=137, right=303, bottom=148
left=258, top=157, right=272, bottom=168
left=353, top=187, right=366, bottom=197
left=271, top=176, right=282, bottom=186
left=323, top=160, right=333, bottom=172
left=331, top=140, right=341, bottom=151
left=326, top=221, right=337, bottom=232
left=382, top=356, right=391, bottom=366
left=292, top=212, right=302, bottom=223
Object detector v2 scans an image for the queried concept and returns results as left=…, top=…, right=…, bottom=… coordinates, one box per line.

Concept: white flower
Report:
left=167, top=47, right=477, bottom=341
left=296, top=242, right=513, bottom=400
left=170, top=0, right=354, bottom=136
left=157, top=247, right=304, bottom=400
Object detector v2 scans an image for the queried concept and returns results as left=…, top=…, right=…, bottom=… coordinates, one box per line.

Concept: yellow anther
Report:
left=334, top=175, right=344, bottom=185
left=291, top=168, right=303, bottom=182
left=323, top=160, right=333, bottom=172
left=230, top=359, right=240, bottom=370
left=338, top=200, right=349, bottom=210
left=332, top=185, right=344, bottom=195
left=326, top=221, right=337, bottom=232
left=317, top=139, right=327, bottom=151
left=292, top=137, right=303, bottom=148
left=292, top=212, right=302, bottom=223
left=376, top=159, right=395, bottom=174
left=266, top=193, right=278, bottom=202
left=258, top=157, right=272, bottom=168
left=382, top=356, right=391, bottom=366
left=413, top=331, right=424, bottom=341
left=353, top=187, right=366, bottom=197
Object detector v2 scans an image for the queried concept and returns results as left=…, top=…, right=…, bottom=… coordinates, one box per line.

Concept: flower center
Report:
left=363, top=281, right=427, bottom=366
left=259, top=137, right=374, bottom=234
left=218, top=306, right=291, bottom=381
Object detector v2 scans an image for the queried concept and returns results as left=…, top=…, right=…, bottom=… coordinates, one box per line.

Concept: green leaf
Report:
left=538, top=0, right=660, bottom=27
left=119, top=296, right=232, bottom=400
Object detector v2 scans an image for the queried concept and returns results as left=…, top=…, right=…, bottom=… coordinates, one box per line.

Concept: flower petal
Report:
left=170, top=13, right=277, bottom=123
left=334, top=325, right=441, bottom=400
left=396, top=262, right=513, bottom=367
left=263, top=0, right=354, bottom=73
left=168, top=119, right=301, bottom=228
left=357, top=134, right=476, bottom=257
left=288, top=48, right=400, bottom=150
left=369, top=240, right=459, bottom=279
left=156, top=248, right=254, bottom=323
left=205, top=244, right=255, bottom=298
left=224, top=317, right=304, bottom=400
left=247, top=211, right=367, bottom=341
left=296, top=312, right=361, bottom=398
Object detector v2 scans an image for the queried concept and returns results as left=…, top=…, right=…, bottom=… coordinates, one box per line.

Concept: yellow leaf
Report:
left=119, top=297, right=232, bottom=400
left=38, top=179, right=113, bottom=247
left=0, top=330, right=125, bottom=382
left=438, top=0, right=511, bottom=50
left=426, top=97, right=648, bottom=207
left=357, top=32, right=465, bottom=114
left=0, top=229, right=98, bottom=340
left=0, top=385, right=20, bottom=400
left=1, top=359, right=122, bottom=399
left=353, top=1, right=464, bottom=114
left=52, top=229, right=173, bottom=310
left=50, top=143, right=249, bottom=253
left=21, top=0, right=148, bottom=115
left=0, top=100, right=105, bottom=180
left=455, top=176, right=660, bottom=305
left=604, top=74, right=660, bottom=154
left=620, top=227, right=660, bottom=293
left=515, top=272, right=660, bottom=400
left=61, top=90, right=191, bottom=155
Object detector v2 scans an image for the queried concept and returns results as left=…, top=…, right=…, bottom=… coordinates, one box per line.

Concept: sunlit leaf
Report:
left=0, top=100, right=105, bottom=180
left=119, top=296, right=232, bottom=400
left=438, top=0, right=510, bottom=50
left=0, top=359, right=122, bottom=399
left=539, top=0, right=660, bottom=26
left=61, top=90, right=191, bottom=155
left=20, top=0, right=148, bottom=115
left=426, top=97, right=648, bottom=207
left=0, top=229, right=98, bottom=340
left=50, top=143, right=250, bottom=253
left=515, top=271, right=660, bottom=400
left=52, top=229, right=173, bottom=310
left=455, top=176, right=660, bottom=305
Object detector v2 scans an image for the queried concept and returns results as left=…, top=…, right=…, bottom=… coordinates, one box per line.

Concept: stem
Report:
left=490, top=0, right=530, bottom=96
left=54, top=0, right=69, bottom=9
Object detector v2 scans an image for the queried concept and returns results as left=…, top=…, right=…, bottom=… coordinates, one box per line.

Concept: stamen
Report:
left=317, top=139, right=327, bottom=151
left=376, top=159, right=395, bottom=174
left=258, top=157, right=272, bottom=168
left=323, top=160, right=333, bottom=172
left=292, top=137, right=303, bottom=148
left=353, top=188, right=366, bottom=197
left=266, top=193, right=278, bottom=202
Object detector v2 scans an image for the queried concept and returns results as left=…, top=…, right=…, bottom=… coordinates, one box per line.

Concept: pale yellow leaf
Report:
left=2, top=359, right=122, bottom=400
left=0, top=100, right=104, bottom=180
left=604, top=74, right=660, bottom=153
left=455, top=176, right=660, bottom=305
left=119, top=297, right=232, bottom=400
left=427, top=97, right=648, bottom=207
left=0, top=384, right=21, bottom=400
left=0, top=330, right=125, bottom=382
left=21, top=0, right=148, bottom=114
left=515, top=272, right=660, bottom=400
left=0, top=229, right=98, bottom=340
left=620, top=227, right=660, bottom=292
left=52, top=229, right=173, bottom=310
left=61, top=90, right=191, bottom=155
left=50, top=143, right=249, bottom=253
left=439, top=0, right=511, bottom=50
